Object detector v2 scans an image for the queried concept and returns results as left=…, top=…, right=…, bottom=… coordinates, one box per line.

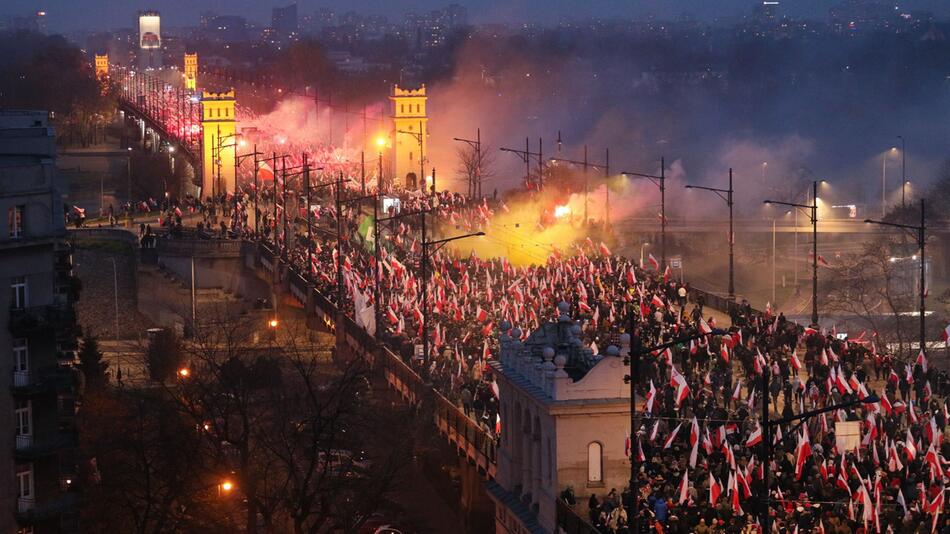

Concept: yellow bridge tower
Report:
left=200, top=90, right=237, bottom=197
left=94, top=54, right=109, bottom=79
left=389, top=84, right=428, bottom=191
left=184, top=53, right=197, bottom=91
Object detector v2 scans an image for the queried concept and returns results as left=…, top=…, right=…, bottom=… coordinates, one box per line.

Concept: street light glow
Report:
left=178, top=367, right=190, bottom=378
left=375, top=136, right=387, bottom=148
left=269, top=318, right=279, bottom=328
left=221, top=480, right=234, bottom=492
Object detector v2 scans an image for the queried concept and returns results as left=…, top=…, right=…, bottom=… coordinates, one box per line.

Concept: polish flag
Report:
left=626, top=267, right=637, bottom=286
left=699, top=317, right=713, bottom=335
left=905, top=429, right=917, bottom=461
left=720, top=344, right=730, bottom=364
left=678, top=469, right=689, bottom=504
left=670, top=366, right=690, bottom=407
left=663, top=265, right=671, bottom=283
left=794, top=428, right=813, bottom=480
left=644, top=380, right=657, bottom=414
left=709, top=473, right=722, bottom=504
left=598, top=241, right=612, bottom=256
left=791, top=352, right=802, bottom=371
left=746, top=425, right=763, bottom=448
left=258, top=160, right=275, bottom=181
left=941, top=323, right=950, bottom=345
left=804, top=326, right=819, bottom=336
left=663, top=422, right=682, bottom=449
left=385, top=308, right=399, bottom=325
left=475, top=306, right=488, bottom=322
left=652, top=295, right=665, bottom=308
left=648, top=253, right=659, bottom=271
left=819, top=348, right=829, bottom=366
left=917, top=349, right=928, bottom=373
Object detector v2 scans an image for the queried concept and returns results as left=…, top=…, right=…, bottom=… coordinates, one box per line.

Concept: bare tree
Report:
left=823, top=238, right=915, bottom=356
left=456, top=143, right=496, bottom=199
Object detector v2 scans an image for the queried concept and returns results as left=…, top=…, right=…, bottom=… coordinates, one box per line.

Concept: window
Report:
left=11, top=276, right=27, bottom=309
left=400, top=104, right=405, bottom=114
left=8, top=205, right=24, bottom=238
left=15, top=401, right=31, bottom=437
left=13, top=339, right=28, bottom=372
left=587, top=442, right=603, bottom=484
left=16, top=465, right=33, bottom=511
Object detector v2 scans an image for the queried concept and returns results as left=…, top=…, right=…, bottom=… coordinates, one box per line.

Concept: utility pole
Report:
left=453, top=129, right=482, bottom=199
left=764, top=180, right=819, bottom=325
left=550, top=148, right=609, bottom=227
left=685, top=168, right=735, bottom=299
left=621, top=157, right=666, bottom=268
left=500, top=138, right=544, bottom=192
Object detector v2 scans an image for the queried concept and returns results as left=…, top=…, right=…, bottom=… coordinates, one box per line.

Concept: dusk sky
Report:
left=6, top=0, right=950, bottom=33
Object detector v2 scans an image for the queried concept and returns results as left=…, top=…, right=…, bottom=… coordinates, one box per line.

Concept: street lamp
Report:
left=375, top=136, right=387, bottom=192
left=419, top=228, right=485, bottom=359
left=898, top=135, right=906, bottom=208
left=864, top=198, right=927, bottom=354
left=621, top=158, right=666, bottom=269
left=764, top=180, right=819, bottom=326
left=685, top=168, right=735, bottom=299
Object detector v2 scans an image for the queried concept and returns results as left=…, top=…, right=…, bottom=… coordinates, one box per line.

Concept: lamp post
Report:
left=420, top=228, right=485, bottom=360
left=864, top=198, right=927, bottom=354
left=898, top=135, right=906, bottom=209
left=764, top=180, right=819, bottom=325
left=685, top=168, right=735, bottom=299
left=621, top=158, right=666, bottom=269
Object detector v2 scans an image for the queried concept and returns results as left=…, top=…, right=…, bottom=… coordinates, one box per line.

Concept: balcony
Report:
left=16, top=434, right=33, bottom=450
left=16, top=493, right=77, bottom=524
left=9, top=305, right=79, bottom=339
left=14, top=431, right=78, bottom=460
left=17, top=497, right=34, bottom=514
left=11, top=366, right=78, bottom=397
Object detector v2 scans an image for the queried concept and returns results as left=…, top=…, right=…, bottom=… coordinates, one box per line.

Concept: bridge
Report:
left=111, top=65, right=208, bottom=194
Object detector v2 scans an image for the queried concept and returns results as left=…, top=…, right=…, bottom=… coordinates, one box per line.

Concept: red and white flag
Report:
left=917, top=349, right=929, bottom=373
left=678, top=469, right=689, bottom=504
left=663, top=422, right=683, bottom=449
left=648, top=253, right=660, bottom=270
left=746, top=425, right=763, bottom=448
left=709, top=473, right=722, bottom=504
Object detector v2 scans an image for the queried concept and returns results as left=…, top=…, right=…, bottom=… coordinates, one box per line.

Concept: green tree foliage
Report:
left=78, top=333, right=108, bottom=390
left=145, top=329, right=184, bottom=383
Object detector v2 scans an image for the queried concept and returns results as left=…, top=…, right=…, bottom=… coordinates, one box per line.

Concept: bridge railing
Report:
left=254, top=241, right=497, bottom=477
left=556, top=499, right=600, bottom=534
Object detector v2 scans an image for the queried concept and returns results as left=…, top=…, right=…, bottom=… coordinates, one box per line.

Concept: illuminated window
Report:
left=8, top=205, right=23, bottom=238
left=587, top=442, right=603, bottom=484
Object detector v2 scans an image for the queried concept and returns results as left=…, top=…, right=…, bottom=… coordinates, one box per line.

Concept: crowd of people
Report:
left=260, top=176, right=950, bottom=533
left=118, top=143, right=950, bottom=533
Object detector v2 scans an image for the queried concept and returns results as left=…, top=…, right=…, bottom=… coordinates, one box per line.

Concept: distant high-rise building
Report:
left=199, top=11, right=217, bottom=30
left=207, top=15, right=248, bottom=44
left=272, top=3, right=298, bottom=35
left=752, top=1, right=780, bottom=23
left=137, top=10, right=162, bottom=69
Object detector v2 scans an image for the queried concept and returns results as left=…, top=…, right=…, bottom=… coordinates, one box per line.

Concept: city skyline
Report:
left=5, top=0, right=950, bottom=33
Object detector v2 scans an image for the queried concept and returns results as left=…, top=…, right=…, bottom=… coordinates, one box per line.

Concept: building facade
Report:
left=487, top=303, right=631, bottom=534
left=0, top=111, right=82, bottom=533
left=388, top=85, right=428, bottom=191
